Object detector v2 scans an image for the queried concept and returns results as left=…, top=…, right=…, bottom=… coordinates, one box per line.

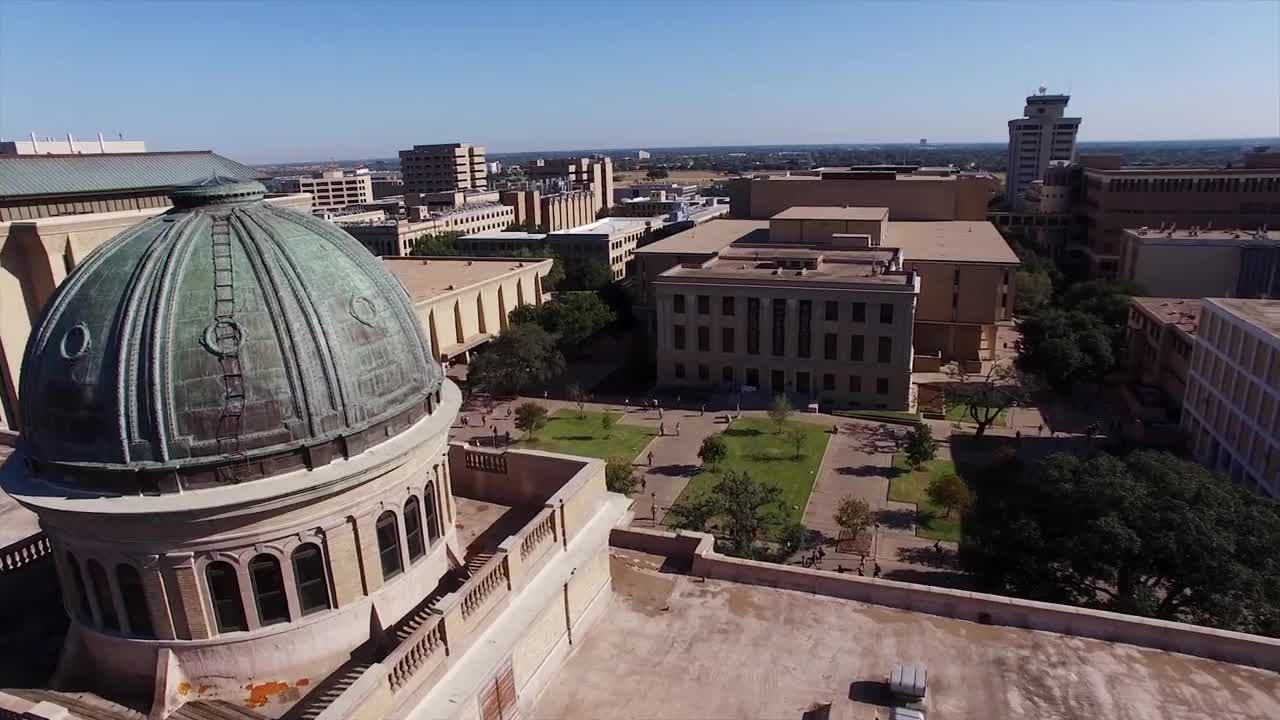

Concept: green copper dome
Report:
left=19, top=177, right=442, bottom=492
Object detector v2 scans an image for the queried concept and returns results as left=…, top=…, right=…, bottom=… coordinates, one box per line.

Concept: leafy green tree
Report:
left=605, top=456, right=638, bottom=494
left=833, top=496, right=874, bottom=540
left=767, top=395, right=792, bottom=434
left=926, top=472, right=972, bottom=518
left=942, top=363, right=1030, bottom=437
left=467, top=324, right=564, bottom=395
left=785, top=427, right=807, bottom=459
left=566, top=383, right=588, bottom=417
left=666, top=470, right=782, bottom=557
left=541, top=255, right=565, bottom=291
left=960, top=450, right=1280, bottom=637
left=601, top=413, right=619, bottom=437
left=410, top=231, right=463, bottom=256
left=562, top=258, right=613, bottom=290
left=779, top=522, right=819, bottom=555
left=697, top=434, right=728, bottom=469
left=1017, top=309, right=1114, bottom=389
left=903, top=424, right=938, bottom=467
left=646, top=168, right=670, bottom=179
left=541, top=292, right=615, bottom=348
left=507, top=303, right=545, bottom=326
left=1014, top=268, right=1053, bottom=315
left=513, top=402, right=549, bottom=439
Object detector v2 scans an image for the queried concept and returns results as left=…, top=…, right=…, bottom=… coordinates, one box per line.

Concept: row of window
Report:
left=673, top=295, right=894, bottom=325
left=672, top=324, right=894, bottom=363
left=671, top=364, right=893, bottom=395
left=1104, top=176, right=1280, bottom=193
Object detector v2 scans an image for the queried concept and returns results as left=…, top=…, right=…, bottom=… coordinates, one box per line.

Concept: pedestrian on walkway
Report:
left=1038, top=423, right=1044, bottom=435
left=492, top=426, right=498, bottom=445
left=461, top=415, right=470, bottom=427
left=933, top=541, right=942, bottom=563
left=647, top=450, right=654, bottom=466
left=640, top=475, right=647, bottom=492
left=676, top=394, right=682, bottom=407
left=624, top=397, right=630, bottom=410
left=700, top=403, right=706, bottom=416
left=1015, top=430, right=1022, bottom=443
left=658, top=423, right=665, bottom=437
left=675, top=422, right=681, bottom=436
left=857, top=566, right=864, bottom=576
left=505, top=431, right=511, bottom=446
left=658, top=407, right=664, bottom=419
left=873, top=563, right=882, bottom=579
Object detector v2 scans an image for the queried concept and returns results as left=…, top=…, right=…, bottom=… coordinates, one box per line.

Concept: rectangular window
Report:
left=771, top=369, right=785, bottom=392
left=850, top=335, right=865, bottom=362
left=722, top=327, right=735, bottom=353
left=823, top=373, right=835, bottom=391
left=722, top=296, right=736, bottom=316
left=797, top=300, right=812, bottom=359
left=673, top=324, right=686, bottom=350
left=876, top=377, right=889, bottom=395
left=824, top=333, right=837, bottom=360
left=698, top=364, right=709, bottom=381
left=851, top=302, right=866, bottom=322
left=824, top=301, right=838, bottom=322
left=722, top=366, right=734, bottom=382
left=878, top=336, right=892, bottom=364
left=674, top=362, right=685, bottom=379
left=747, top=298, right=760, bottom=355
left=697, top=295, right=710, bottom=315
left=796, top=371, right=810, bottom=394
left=849, top=375, right=862, bottom=393
left=697, top=326, right=710, bottom=352
left=746, top=367, right=759, bottom=387
left=772, top=299, right=787, bottom=356
left=673, top=295, right=685, bottom=313
left=879, top=303, right=894, bottom=324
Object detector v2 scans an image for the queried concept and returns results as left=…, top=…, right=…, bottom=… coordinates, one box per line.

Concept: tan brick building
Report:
left=1121, top=297, right=1200, bottom=444
left=288, top=168, right=373, bottom=210
left=1182, top=298, right=1280, bottom=498
left=727, top=167, right=999, bottom=221
left=399, top=142, right=488, bottom=194
left=1119, top=227, right=1280, bottom=298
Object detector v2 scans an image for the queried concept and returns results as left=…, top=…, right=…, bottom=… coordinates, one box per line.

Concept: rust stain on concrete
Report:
left=296, top=678, right=310, bottom=687
left=176, top=682, right=191, bottom=696
left=245, top=681, right=291, bottom=708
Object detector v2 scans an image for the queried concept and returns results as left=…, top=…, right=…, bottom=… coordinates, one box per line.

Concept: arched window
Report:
left=404, top=497, right=426, bottom=563
left=424, top=482, right=441, bottom=544
left=375, top=511, right=403, bottom=580
left=116, top=565, right=154, bottom=638
left=65, top=552, right=91, bottom=621
left=292, top=544, right=331, bottom=616
left=248, top=554, right=290, bottom=626
left=206, top=561, right=248, bottom=633
left=86, top=559, right=119, bottom=631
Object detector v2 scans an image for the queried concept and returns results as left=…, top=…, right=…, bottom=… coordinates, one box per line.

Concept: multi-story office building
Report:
left=1, top=132, right=147, bottom=155
left=337, top=202, right=515, bottom=256
left=1121, top=297, right=1200, bottom=444
left=523, top=156, right=615, bottom=215
left=652, top=242, right=920, bottom=410
left=614, top=183, right=699, bottom=202
left=500, top=188, right=598, bottom=232
left=399, top=142, right=488, bottom=194
left=461, top=217, right=652, bottom=281
left=638, top=210, right=1018, bottom=367
left=727, top=166, right=999, bottom=221
left=286, top=168, right=373, bottom=210
left=1006, top=91, right=1080, bottom=207
left=370, top=171, right=404, bottom=199
left=1077, top=151, right=1280, bottom=277
left=1182, top=298, right=1280, bottom=497
left=1119, top=227, right=1280, bottom=298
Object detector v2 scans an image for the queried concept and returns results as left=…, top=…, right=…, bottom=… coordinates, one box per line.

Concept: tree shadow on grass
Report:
left=745, top=452, right=794, bottom=463
left=724, top=427, right=763, bottom=438
left=835, top=464, right=888, bottom=478
left=552, top=434, right=598, bottom=442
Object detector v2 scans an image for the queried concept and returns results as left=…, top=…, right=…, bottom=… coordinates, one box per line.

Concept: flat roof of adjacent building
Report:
left=1210, top=298, right=1280, bottom=337
left=659, top=246, right=910, bottom=287
left=382, top=255, right=550, bottom=302
left=636, top=220, right=769, bottom=255
left=1124, top=227, right=1280, bottom=245
left=460, top=230, right=548, bottom=242
left=772, top=206, right=889, bottom=221
left=531, top=551, right=1280, bottom=720
left=1132, top=297, right=1202, bottom=335
left=889, top=221, right=1020, bottom=264
left=560, top=217, right=653, bottom=236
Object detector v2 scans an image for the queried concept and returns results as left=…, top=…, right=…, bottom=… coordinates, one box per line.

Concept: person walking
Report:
left=873, top=563, right=882, bottom=579
left=640, top=475, right=647, bottom=493
left=700, top=403, right=706, bottom=416
left=675, top=422, right=681, bottom=436
left=647, top=450, right=654, bottom=466
left=658, top=422, right=665, bottom=437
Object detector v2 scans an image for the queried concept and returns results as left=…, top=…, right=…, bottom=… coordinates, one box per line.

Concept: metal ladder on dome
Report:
left=211, top=215, right=246, bottom=483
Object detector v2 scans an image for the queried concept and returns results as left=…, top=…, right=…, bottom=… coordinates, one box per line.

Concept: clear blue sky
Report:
left=3, top=1, right=1278, bottom=164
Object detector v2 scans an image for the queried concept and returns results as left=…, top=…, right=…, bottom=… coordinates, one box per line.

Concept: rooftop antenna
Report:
left=1038, top=84, right=1047, bottom=95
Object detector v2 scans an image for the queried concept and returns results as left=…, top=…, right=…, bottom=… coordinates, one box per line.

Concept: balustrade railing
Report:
left=386, top=617, right=447, bottom=693
left=464, top=449, right=507, bottom=474
left=520, top=510, right=557, bottom=561
left=0, top=533, right=51, bottom=575
left=461, top=556, right=510, bottom=620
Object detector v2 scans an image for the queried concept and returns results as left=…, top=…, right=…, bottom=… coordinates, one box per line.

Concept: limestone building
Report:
left=461, top=217, right=653, bottom=281
left=522, top=156, right=615, bottom=215
left=1121, top=297, right=1200, bottom=445
left=336, top=203, right=516, bottom=257
left=1006, top=91, right=1080, bottom=206
left=1182, top=298, right=1280, bottom=498
left=286, top=168, right=374, bottom=210
left=1119, top=227, right=1280, bottom=298
left=399, top=143, right=488, bottom=194
left=0, top=178, right=627, bottom=719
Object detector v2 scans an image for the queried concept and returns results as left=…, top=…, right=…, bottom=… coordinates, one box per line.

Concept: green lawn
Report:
left=945, top=403, right=1008, bottom=428
left=888, top=455, right=963, bottom=542
left=517, top=409, right=654, bottom=461
left=676, top=418, right=830, bottom=532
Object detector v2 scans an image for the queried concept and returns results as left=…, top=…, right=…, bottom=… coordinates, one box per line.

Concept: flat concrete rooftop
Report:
left=1132, top=297, right=1201, bottom=335
left=772, top=206, right=889, bottom=221
left=1125, top=228, right=1280, bottom=245
left=890, top=221, right=1020, bottom=264
left=382, top=255, right=549, bottom=302
left=531, top=550, right=1280, bottom=720
left=1211, top=298, right=1280, bottom=337
left=635, top=220, right=768, bottom=255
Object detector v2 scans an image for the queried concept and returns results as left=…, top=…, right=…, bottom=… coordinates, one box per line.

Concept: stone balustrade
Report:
left=386, top=617, right=447, bottom=693
left=519, top=509, right=557, bottom=562
left=0, top=533, right=51, bottom=575
left=461, top=555, right=510, bottom=621
left=463, top=448, right=507, bottom=474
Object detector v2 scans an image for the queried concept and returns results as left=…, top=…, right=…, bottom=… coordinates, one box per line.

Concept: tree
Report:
left=646, top=168, right=670, bottom=179
left=1014, top=268, right=1053, bottom=315
left=1017, top=309, right=1114, bottom=389
left=960, top=450, right=1280, bottom=637
left=779, top=522, right=819, bottom=555
left=467, top=324, right=565, bottom=395
left=785, top=427, right=807, bottom=459
left=942, top=362, right=1031, bottom=437
left=541, top=292, right=615, bottom=348
left=833, top=496, right=874, bottom=540
left=507, top=303, right=545, bottom=327
left=601, top=412, right=619, bottom=437
left=605, top=456, right=638, bottom=494
left=541, top=255, right=565, bottom=291
left=566, top=383, right=588, bottom=417
left=513, top=402, right=548, bottom=439
left=561, top=258, right=613, bottom=291
left=666, top=470, right=782, bottom=557
left=926, top=472, right=972, bottom=518
left=698, top=434, right=728, bottom=470
left=902, top=424, right=938, bottom=468
left=410, top=230, right=464, bottom=256
left=767, top=395, right=793, bottom=434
